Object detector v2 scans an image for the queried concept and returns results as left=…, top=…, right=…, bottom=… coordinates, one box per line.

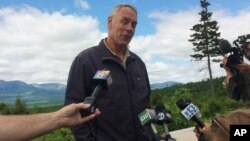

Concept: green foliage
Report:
left=32, top=128, right=74, bottom=141
left=0, top=76, right=246, bottom=140
left=0, top=96, right=29, bottom=115
left=12, top=95, right=29, bottom=115
left=150, top=76, right=245, bottom=134
left=0, top=102, right=11, bottom=114
left=29, top=105, right=62, bottom=114
left=189, top=0, right=222, bottom=97
left=189, top=0, right=221, bottom=62
left=0, top=102, right=7, bottom=110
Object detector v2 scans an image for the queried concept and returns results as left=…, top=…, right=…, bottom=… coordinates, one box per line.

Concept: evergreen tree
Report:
left=189, top=0, right=221, bottom=96
left=13, top=95, right=29, bottom=114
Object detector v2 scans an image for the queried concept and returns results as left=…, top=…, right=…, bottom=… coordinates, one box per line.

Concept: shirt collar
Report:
left=103, top=38, right=130, bottom=66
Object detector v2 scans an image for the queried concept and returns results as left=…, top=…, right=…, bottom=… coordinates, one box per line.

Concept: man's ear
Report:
left=107, top=16, right=112, bottom=29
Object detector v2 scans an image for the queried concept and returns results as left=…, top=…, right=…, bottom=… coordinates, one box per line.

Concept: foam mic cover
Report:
left=219, top=39, right=232, bottom=55
left=176, top=99, right=191, bottom=110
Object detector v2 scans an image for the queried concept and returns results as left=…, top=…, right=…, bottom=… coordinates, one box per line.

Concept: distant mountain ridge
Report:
left=0, top=79, right=181, bottom=106
left=0, top=80, right=66, bottom=107
left=150, top=81, right=182, bottom=90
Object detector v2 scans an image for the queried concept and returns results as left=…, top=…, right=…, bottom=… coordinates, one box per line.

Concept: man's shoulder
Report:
left=76, top=45, right=102, bottom=57
left=129, top=51, right=144, bottom=62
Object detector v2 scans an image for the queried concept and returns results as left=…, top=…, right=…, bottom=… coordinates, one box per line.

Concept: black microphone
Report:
left=155, top=104, right=175, bottom=141
left=81, top=70, right=112, bottom=116
left=176, top=99, right=205, bottom=128
left=155, top=104, right=172, bottom=124
left=219, top=39, right=232, bottom=55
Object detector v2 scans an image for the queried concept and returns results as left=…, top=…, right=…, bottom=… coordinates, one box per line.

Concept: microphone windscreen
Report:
left=155, top=104, right=165, bottom=112
left=176, top=99, right=189, bottom=110
left=219, top=39, right=232, bottom=55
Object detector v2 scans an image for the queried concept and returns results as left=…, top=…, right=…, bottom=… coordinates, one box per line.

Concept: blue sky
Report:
left=1, top=0, right=250, bottom=84
left=1, top=0, right=249, bottom=35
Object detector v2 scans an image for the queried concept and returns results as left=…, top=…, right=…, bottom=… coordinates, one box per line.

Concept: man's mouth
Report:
left=122, top=35, right=131, bottom=41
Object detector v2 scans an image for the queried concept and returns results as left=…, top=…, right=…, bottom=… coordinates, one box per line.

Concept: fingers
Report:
left=80, top=108, right=101, bottom=123
left=71, top=103, right=91, bottom=111
left=73, top=102, right=101, bottom=117
left=94, top=108, right=101, bottom=116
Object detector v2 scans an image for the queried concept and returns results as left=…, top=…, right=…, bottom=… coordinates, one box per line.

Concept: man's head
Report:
left=242, top=42, right=250, bottom=61
left=107, top=4, right=137, bottom=48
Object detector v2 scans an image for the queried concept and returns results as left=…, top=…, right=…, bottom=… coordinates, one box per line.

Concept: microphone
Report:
left=219, top=39, right=232, bottom=55
left=155, top=105, right=172, bottom=124
left=176, top=99, right=206, bottom=141
left=176, top=99, right=205, bottom=128
left=155, top=104, right=175, bottom=141
left=81, top=70, right=112, bottom=116
left=138, top=109, right=157, bottom=126
left=138, top=109, right=161, bottom=141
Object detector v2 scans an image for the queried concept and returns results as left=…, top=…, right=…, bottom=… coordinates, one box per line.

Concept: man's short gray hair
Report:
left=109, top=4, right=137, bottom=17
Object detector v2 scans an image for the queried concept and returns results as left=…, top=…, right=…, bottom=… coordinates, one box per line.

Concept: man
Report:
left=64, top=4, right=156, bottom=141
left=0, top=103, right=100, bottom=141
left=222, top=41, right=250, bottom=103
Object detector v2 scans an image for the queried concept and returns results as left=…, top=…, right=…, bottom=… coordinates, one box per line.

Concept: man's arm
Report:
left=0, top=103, right=100, bottom=141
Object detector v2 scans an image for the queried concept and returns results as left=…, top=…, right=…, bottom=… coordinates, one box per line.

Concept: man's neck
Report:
left=105, top=38, right=126, bottom=61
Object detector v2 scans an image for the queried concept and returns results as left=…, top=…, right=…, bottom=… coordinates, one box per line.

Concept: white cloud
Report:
left=213, top=8, right=250, bottom=41
left=0, top=6, right=102, bottom=84
left=74, top=0, right=90, bottom=10
left=1, top=5, right=250, bottom=84
left=130, top=8, right=250, bottom=83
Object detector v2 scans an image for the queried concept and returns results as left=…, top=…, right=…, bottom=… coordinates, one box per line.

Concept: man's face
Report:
left=108, top=7, right=137, bottom=47
left=244, top=43, right=250, bottom=61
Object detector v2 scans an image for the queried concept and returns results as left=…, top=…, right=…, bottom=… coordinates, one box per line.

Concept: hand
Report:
left=236, top=62, right=250, bottom=72
left=222, top=56, right=231, bottom=72
left=193, top=124, right=208, bottom=139
left=54, top=103, right=101, bottom=127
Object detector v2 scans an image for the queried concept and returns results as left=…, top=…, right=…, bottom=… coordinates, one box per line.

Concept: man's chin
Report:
left=119, top=41, right=130, bottom=47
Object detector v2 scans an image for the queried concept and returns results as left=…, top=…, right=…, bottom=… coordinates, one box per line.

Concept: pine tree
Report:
left=189, top=0, right=221, bottom=96
left=13, top=95, right=29, bottom=114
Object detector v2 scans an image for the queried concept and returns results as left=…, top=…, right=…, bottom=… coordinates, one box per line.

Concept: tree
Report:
left=12, top=95, right=29, bottom=114
left=189, top=0, right=221, bottom=96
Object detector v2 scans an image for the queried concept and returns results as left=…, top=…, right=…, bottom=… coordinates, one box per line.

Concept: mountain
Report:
left=0, top=79, right=182, bottom=107
left=0, top=80, right=66, bottom=107
left=150, top=81, right=182, bottom=90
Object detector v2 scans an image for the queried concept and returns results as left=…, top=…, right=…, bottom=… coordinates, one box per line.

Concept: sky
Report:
left=1, top=0, right=250, bottom=85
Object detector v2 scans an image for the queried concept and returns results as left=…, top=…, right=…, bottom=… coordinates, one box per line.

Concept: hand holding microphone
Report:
left=176, top=99, right=206, bottom=141
left=81, top=70, right=112, bottom=117
left=176, top=99, right=204, bottom=128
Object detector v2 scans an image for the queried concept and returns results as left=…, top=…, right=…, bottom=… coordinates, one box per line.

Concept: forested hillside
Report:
left=150, top=76, right=245, bottom=132
left=0, top=76, right=245, bottom=140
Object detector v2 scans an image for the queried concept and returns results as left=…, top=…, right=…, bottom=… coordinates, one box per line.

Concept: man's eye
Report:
left=121, top=20, right=128, bottom=24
